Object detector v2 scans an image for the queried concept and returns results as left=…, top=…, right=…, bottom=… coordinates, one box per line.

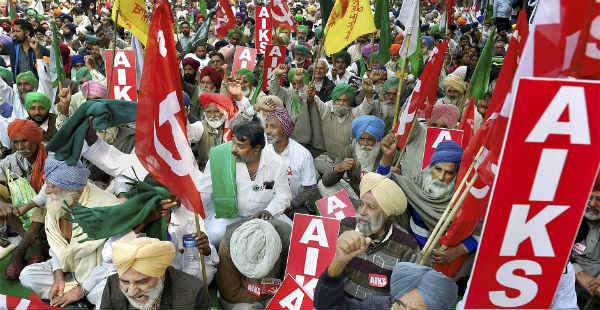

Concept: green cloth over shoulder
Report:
left=209, top=141, right=238, bottom=218
left=46, top=99, right=137, bottom=166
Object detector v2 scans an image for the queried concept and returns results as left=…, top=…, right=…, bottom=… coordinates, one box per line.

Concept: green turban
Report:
left=294, top=14, right=303, bottom=23
left=331, top=83, right=356, bottom=103
left=0, top=66, right=13, bottom=85
left=333, top=51, right=351, bottom=66
left=16, top=71, right=38, bottom=89
left=25, top=92, right=51, bottom=110
left=293, top=44, right=311, bottom=56
left=235, top=68, right=256, bottom=84
left=288, top=68, right=309, bottom=85
left=85, top=34, right=99, bottom=44
left=297, top=25, right=309, bottom=34
left=76, top=67, right=93, bottom=84
left=26, top=9, right=35, bottom=16
left=227, top=28, right=243, bottom=39
left=382, top=77, right=400, bottom=94
left=430, top=24, right=440, bottom=37
left=37, top=13, right=45, bottom=20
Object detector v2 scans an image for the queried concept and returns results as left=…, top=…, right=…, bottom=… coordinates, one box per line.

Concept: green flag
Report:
left=407, top=27, right=423, bottom=76
left=319, top=0, right=334, bottom=30
left=468, top=27, right=496, bottom=102
left=374, top=0, right=391, bottom=66
left=199, top=0, right=208, bottom=19
left=7, top=0, right=16, bottom=21
left=188, top=11, right=214, bottom=52
left=50, top=21, right=66, bottom=88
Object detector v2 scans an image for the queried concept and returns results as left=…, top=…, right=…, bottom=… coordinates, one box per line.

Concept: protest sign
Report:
left=255, top=6, right=272, bottom=54
left=231, top=46, right=257, bottom=76
left=422, top=127, right=464, bottom=169
left=262, top=45, right=286, bottom=91
left=105, top=50, right=137, bottom=101
left=316, top=190, right=356, bottom=220
left=266, top=274, right=313, bottom=310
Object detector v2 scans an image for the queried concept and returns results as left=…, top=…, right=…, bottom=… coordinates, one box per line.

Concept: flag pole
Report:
left=310, top=34, right=325, bottom=85
left=393, top=116, right=416, bottom=169
left=368, top=32, right=376, bottom=71
left=194, top=212, right=211, bottom=303
left=392, top=33, right=412, bottom=127
left=108, top=7, right=120, bottom=91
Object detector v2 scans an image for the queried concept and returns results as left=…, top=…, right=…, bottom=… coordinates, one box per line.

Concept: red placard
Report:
left=105, top=49, right=137, bottom=101
left=266, top=274, right=313, bottom=310
left=255, top=6, right=272, bottom=54
left=285, top=214, right=339, bottom=297
left=465, top=78, right=600, bottom=309
left=231, top=46, right=257, bottom=77
left=421, top=127, right=464, bottom=169
left=262, top=45, right=286, bottom=91
left=316, top=190, right=356, bottom=220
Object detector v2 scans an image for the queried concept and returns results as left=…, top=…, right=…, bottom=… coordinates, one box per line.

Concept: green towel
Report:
left=67, top=180, right=170, bottom=242
left=291, top=92, right=304, bottom=116
left=46, top=99, right=138, bottom=166
left=209, top=141, right=238, bottom=218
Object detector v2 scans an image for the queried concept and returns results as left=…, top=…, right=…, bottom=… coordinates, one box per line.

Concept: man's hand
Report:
left=194, top=231, right=211, bottom=256
left=225, top=78, right=243, bottom=101
left=29, top=37, right=42, bottom=59
left=307, top=84, right=317, bottom=103
left=158, top=198, right=178, bottom=217
left=431, top=245, right=467, bottom=265
left=255, top=98, right=278, bottom=112
left=51, top=286, right=85, bottom=307
left=85, top=116, right=98, bottom=146
left=380, top=133, right=397, bottom=167
left=333, top=158, right=355, bottom=174
left=0, top=203, right=17, bottom=218
left=327, top=231, right=371, bottom=277
left=49, top=271, right=65, bottom=302
left=253, top=210, right=273, bottom=220
left=274, top=64, right=287, bottom=76
left=362, top=78, right=374, bottom=97
left=577, top=271, right=600, bottom=296
left=57, top=87, right=71, bottom=116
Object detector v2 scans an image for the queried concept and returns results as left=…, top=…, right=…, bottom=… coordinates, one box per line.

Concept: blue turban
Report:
left=429, top=140, right=463, bottom=170
left=44, top=156, right=90, bottom=191
left=351, top=115, right=385, bottom=141
left=71, top=55, right=85, bottom=66
left=421, top=23, right=430, bottom=33
left=64, top=23, right=76, bottom=34
left=390, top=263, right=458, bottom=310
left=422, top=36, right=434, bottom=49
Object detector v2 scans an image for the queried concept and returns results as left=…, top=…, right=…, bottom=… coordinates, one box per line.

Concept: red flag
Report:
left=446, top=0, right=455, bottom=29
left=394, top=91, right=418, bottom=149
left=215, top=0, right=236, bottom=40
left=136, top=0, right=205, bottom=217
left=0, top=293, right=63, bottom=309
left=565, top=0, right=599, bottom=79
left=457, top=97, right=475, bottom=148
left=270, top=0, right=296, bottom=31
left=417, top=40, right=448, bottom=120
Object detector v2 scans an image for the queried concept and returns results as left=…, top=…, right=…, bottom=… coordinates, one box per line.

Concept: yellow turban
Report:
left=359, top=173, right=407, bottom=216
left=442, top=75, right=466, bottom=94
left=112, top=237, right=175, bottom=277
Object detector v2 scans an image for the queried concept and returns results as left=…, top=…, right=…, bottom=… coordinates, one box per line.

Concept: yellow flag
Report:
left=324, top=0, right=376, bottom=56
left=113, top=0, right=149, bottom=45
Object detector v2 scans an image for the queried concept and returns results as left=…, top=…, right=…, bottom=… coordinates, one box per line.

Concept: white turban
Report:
left=230, top=219, right=282, bottom=279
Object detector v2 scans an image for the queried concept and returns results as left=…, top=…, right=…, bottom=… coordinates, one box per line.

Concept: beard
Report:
left=232, top=151, right=260, bottom=163
left=584, top=205, right=600, bottom=221
left=206, top=115, right=226, bottom=129
left=183, top=73, right=196, bottom=84
left=441, top=96, right=462, bottom=106
left=421, top=167, right=456, bottom=199
left=380, top=100, right=395, bottom=118
left=120, top=278, right=164, bottom=310
left=356, top=212, right=385, bottom=237
left=242, top=87, right=253, bottom=98
left=332, top=105, right=351, bottom=118
left=354, top=142, right=380, bottom=172
left=46, top=189, right=81, bottom=217
left=266, top=134, right=282, bottom=145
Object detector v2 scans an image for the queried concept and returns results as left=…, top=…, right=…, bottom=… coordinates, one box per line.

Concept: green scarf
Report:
left=359, top=57, right=367, bottom=77
left=291, top=92, right=304, bottom=116
left=209, top=141, right=238, bottom=218
left=67, top=180, right=170, bottom=242
left=46, top=99, right=138, bottom=166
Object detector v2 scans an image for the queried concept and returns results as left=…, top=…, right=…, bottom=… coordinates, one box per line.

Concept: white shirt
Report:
left=327, top=70, right=355, bottom=85
left=265, top=139, right=316, bottom=199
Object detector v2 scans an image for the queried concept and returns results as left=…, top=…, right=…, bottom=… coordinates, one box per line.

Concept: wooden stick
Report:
left=368, top=34, right=375, bottom=72
left=194, top=212, right=210, bottom=304
left=310, top=35, right=324, bottom=85
left=392, top=33, right=412, bottom=127
left=393, top=116, right=417, bottom=169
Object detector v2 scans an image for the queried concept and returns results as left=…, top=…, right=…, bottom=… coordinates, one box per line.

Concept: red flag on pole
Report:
left=457, top=97, right=475, bottom=148
left=270, top=0, right=296, bottom=31
left=215, top=0, right=236, bottom=40
left=136, top=0, right=205, bottom=217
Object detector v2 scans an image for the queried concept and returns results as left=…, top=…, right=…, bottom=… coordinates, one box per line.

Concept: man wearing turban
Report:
left=315, top=172, right=419, bottom=304
left=185, top=65, right=224, bottom=120
left=182, top=56, right=201, bottom=85
left=25, top=91, right=58, bottom=142
left=216, top=219, right=291, bottom=309
left=234, top=68, right=259, bottom=100
left=292, top=44, right=312, bottom=71
left=20, top=156, right=121, bottom=308
left=227, top=28, right=243, bottom=46
left=100, top=237, right=209, bottom=309
left=437, top=66, right=467, bottom=107
left=386, top=44, right=402, bottom=77
left=263, top=107, right=317, bottom=216
left=347, top=33, right=371, bottom=63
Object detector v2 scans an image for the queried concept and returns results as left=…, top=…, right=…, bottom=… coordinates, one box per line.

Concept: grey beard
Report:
left=120, top=278, right=164, bottom=310
left=441, top=96, right=462, bottom=106
left=354, top=142, right=380, bottom=172
left=584, top=207, right=600, bottom=221
left=207, top=115, right=226, bottom=129
left=266, top=134, right=282, bottom=145
left=356, top=212, right=385, bottom=237
left=421, top=167, right=456, bottom=199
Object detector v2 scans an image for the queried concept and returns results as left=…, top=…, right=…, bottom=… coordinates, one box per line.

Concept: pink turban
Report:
left=219, top=45, right=235, bottom=63
left=268, top=108, right=295, bottom=137
left=428, top=104, right=460, bottom=129
left=81, top=80, right=108, bottom=99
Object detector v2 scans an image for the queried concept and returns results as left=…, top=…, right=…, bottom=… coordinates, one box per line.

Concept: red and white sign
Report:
left=215, top=0, right=235, bottom=39
left=270, top=0, right=295, bottom=31
left=421, top=127, right=464, bottom=169
left=231, top=46, right=257, bottom=76
left=266, top=274, right=313, bottom=310
left=262, top=44, right=286, bottom=91
left=465, top=78, right=600, bottom=309
left=105, top=50, right=137, bottom=101
left=255, top=6, right=272, bottom=54
left=286, top=214, right=339, bottom=297
left=316, top=190, right=356, bottom=220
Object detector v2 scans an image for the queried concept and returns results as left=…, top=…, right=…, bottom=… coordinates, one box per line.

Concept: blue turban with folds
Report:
left=429, top=140, right=463, bottom=170
left=351, top=115, right=385, bottom=141
left=390, top=262, right=458, bottom=310
left=71, top=54, right=85, bottom=66
left=44, top=156, right=90, bottom=191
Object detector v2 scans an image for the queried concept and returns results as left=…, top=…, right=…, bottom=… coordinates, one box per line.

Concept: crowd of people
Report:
left=0, top=0, right=596, bottom=310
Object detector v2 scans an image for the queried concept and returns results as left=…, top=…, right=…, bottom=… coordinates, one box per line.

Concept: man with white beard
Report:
left=319, top=115, right=386, bottom=203
left=435, top=66, right=467, bottom=108
left=101, top=237, right=209, bottom=309
left=372, top=77, right=402, bottom=132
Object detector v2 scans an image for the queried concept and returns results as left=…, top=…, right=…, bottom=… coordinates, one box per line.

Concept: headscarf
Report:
left=442, top=75, right=465, bottom=94
left=235, top=68, right=255, bottom=84
left=361, top=43, right=379, bottom=58
left=230, top=219, right=282, bottom=279
left=64, top=23, right=76, bottom=34
left=288, top=68, right=309, bottom=85
left=331, top=83, right=356, bottom=103
left=428, top=104, right=460, bottom=128
left=112, top=237, right=175, bottom=277
left=7, top=120, right=46, bottom=191
left=199, top=66, right=223, bottom=90
left=382, top=77, right=400, bottom=94
left=422, top=36, right=434, bottom=49
left=297, top=25, right=309, bottom=34
left=594, top=175, right=600, bottom=192
left=389, top=44, right=401, bottom=56
left=458, top=17, right=467, bottom=25
left=429, top=140, right=463, bottom=170
left=360, top=172, right=407, bottom=216
left=0, top=66, right=13, bottom=85
left=294, top=14, right=304, bottom=23
left=333, top=51, right=351, bottom=66
left=81, top=80, right=107, bottom=99
left=351, top=115, right=385, bottom=141
left=59, top=43, right=72, bottom=79
left=25, top=92, right=51, bottom=110
left=394, top=33, right=404, bottom=44
left=71, top=54, right=85, bottom=66
left=85, top=34, right=99, bottom=44
left=16, top=71, right=39, bottom=89
left=75, top=67, right=93, bottom=84
left=182, top=57, right=200, bottom=71
left=227, top=28, right=243, bottom=39
left=293, top=44, right=311, bottom=56
left=44, top=156, right=90, bottom=191
left=390, top=262, right=458, bottom=310
left=268, top=107, right=295, bottom=137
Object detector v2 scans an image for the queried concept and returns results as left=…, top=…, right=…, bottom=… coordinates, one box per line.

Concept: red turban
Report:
left=182, top=57, right=200, bottom=71
left=7, top=120, right=47, bottom=192
left=59, top=43, right=72, bottom=79
left=200, top=67, right=223, bottom=90
left=199, top=93, right=237, bottom=119
left=389, top=44, right=402, bottom=56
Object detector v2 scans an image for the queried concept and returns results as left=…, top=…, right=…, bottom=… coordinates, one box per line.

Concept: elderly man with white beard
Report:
left=435, top=66, right=467, bottom=108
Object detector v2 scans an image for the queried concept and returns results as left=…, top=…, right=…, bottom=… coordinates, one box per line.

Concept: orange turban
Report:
left=458, top=17, right=467, bottom=25
left=199, top=93, right=237, bottom=120
left=394, top=33, right=404, bottom=44
left=7, top=120, right=47, bottom=192
left=389, top=44, right=402, bottom=56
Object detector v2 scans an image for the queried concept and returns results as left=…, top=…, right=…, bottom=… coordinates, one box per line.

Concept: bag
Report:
left=6, top=169, right=37, bottom=230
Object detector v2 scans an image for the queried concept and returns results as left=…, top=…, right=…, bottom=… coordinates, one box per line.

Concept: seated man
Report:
left=216, top=219, right=291, bottom=310
left=101, top=237, right=209, bottom=310
left=319, top=115, right=386, bottom=202
left=19, top=157, right=121, bottom=308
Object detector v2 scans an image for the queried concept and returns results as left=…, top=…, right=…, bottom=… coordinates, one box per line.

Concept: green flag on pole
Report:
left=468, top=26, right=496, bottom=102
left=7, top=0, right=17, bottom=22
left=407, top=27, right=423, bottom=76
left=50, top=21, right=66, bottom=88
left=188, top=11, right=214, bottom=53
left=374, top=0, right=391, bottom=66
left=199, top=0, right=208, bottom=19
left=319, top=0, right=334, bottom=30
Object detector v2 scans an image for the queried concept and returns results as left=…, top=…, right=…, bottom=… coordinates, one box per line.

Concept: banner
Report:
left=286, top=214, right=339, bottom=296
left=316, top=190, right=356, bottom=220
left=270, top=0, right=295, bottom=31
left=255, top=6, right=272, bottom=54
left=105, top=50, right=137, bottom=101
left=421, top=127, right=464, bottom=169
left=215, top=0, right=236, bottom=39
left=465, top=78, right=600, bottom=309
left=262, top=45, right=286, bottom=91
left=266, top=274, right=314, bottom=310
left=113, top=0, right=149, bottom=45
left=231, top=46, right=257, bottom=77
